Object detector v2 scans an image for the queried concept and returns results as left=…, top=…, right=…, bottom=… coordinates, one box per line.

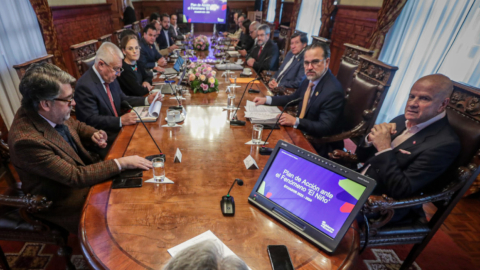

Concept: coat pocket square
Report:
left=399, top=149, right=411, bottom=155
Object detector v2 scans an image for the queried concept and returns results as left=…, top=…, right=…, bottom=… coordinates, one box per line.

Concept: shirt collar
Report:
left=405, top=110, right=446, bottom=133
left=309, top=70, right=327, bottom=88
left=294, top=48, right=305, bottom=58
left=38, top=113, right=56, bottom=128
left=92, top=65, right=105, bottom=85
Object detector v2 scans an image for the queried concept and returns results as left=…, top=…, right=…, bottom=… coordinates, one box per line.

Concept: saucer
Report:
left=241, top=72, right=253, bottom=76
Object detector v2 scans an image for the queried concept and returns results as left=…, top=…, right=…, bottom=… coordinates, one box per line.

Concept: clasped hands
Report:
left=368, top=123, right=397, bottom=152
left=91, top=130, right=108, bottom=148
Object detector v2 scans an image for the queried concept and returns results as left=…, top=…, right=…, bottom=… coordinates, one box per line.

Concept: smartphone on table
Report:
left=267, top=245, right=295, bottom=270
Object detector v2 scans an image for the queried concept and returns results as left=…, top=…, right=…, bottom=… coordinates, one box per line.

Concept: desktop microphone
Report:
left=221, top=178, right=244, bottom=216
left=121, top=100, right=165, bottom=161
left=259, top=97, right=302, bottom=156
left=229, top=77, right=261, bottom=126
left=167, top=83, right=184, bottom=110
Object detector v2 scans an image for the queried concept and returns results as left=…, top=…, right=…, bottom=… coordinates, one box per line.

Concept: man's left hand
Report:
left=147, top=93, right=159, bottom=104
left=369, top=123, right=395, bottom=152
left=247, top=58, right=255, bottom=67
left=142, top=82, right=153, bottom=91
left=239, top=49, right=247, bottom=57
left=92, top=130, right=108, bottom=148
left=278, top=113, right=296, bottom=126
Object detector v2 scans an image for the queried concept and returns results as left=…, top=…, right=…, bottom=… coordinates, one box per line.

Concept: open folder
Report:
left=133, top=92, right=162, bottom=122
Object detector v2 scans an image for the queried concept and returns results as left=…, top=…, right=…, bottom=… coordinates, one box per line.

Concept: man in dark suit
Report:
left=354, top=74, right=460, bottom=222
left=75, top=42, right=157, bottom=152
left=253, top=42, right=344, bottom=156
left=268, top=32, right=307, bottom=89
left=157, top=13, right=178, bottom=51
left=246, top=24, right=279, bottom=72
left=9, top=62, right=152, bottom=233
left=139, top=24, right=167, bottom=72
left=169, top=14, right=190, bottom=41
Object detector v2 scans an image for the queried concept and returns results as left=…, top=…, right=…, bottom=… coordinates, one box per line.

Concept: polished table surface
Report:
left=80, top=45, right=359, bottom=270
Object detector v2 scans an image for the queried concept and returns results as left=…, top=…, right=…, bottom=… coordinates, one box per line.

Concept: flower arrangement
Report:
left=187, top=62, right=219, bottom=93
left=193, top=35, right=210, bottom=51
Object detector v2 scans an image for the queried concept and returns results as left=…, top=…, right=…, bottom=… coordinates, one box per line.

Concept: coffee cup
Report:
left=243, top=68, right=252, bottom=75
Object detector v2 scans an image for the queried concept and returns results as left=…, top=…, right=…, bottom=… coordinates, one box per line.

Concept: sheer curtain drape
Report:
left=295, top=0, right=323, bottom=43
left=266, top=0, right=277, bottom=23
left=375, top=0, right=475, bottom=124
left=0, top=0, right=47, bottom=129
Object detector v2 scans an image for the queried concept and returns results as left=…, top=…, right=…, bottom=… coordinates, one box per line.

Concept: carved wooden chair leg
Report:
left=58, top=245, right=76, bottom=270
left=0, top=245, right=11, bottom=270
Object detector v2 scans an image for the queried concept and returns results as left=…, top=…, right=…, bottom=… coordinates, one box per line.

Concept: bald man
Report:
left=353, top=74, right=460, bottom=222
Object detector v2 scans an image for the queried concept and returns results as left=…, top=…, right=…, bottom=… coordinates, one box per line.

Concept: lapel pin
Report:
left=315, top=92, right=319, bottom=96
left=413, top=141, right=416, bottom=144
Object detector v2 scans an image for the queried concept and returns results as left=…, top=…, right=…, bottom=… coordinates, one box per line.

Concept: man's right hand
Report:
left=239, top=49, right=247, bottom=57
left=153, top=66, right=165, bottom=72
left=121, top=111, right=137, bottom=126
left=268, top=79, right=278, bottom=89
left=253, top=97, right=267, bottom=106
left=117, top=155, right=153, bottom=170
left=157, top=57, right=167, bottom=67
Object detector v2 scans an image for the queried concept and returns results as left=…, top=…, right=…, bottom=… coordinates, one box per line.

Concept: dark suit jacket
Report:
left=156, top=29, right=174, bottom=50
left=74, top=67, right=145, bottom=133
left=271, top=69, right=344, bottom=138
left=169, top=25, right=184, bottom=40
left=122, top=6, right=136, bottom=26
left=118, top=60, right=153, bottom=96
left=8, top=107, right=120, bottom=233
left=247, top=38, right=279, bottom=72
left=237, top=32, right=255, bottom=53
left=272, top=50, right=306, bottom=89
left=139, top=38, right=162, bottom=69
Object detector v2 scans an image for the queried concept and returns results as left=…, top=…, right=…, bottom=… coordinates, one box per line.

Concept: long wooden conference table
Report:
left=79, top=45, right=360, bottom=270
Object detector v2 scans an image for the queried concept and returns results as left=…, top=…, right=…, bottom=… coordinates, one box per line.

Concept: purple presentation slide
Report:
left=183, top=0, right=227, bottom=24
left=257, top=149, right=366, bottom=239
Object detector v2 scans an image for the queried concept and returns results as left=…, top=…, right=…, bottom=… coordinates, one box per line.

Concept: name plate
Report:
left=174, top=148, right=182, bottom=163
left=243, top=155, right=258, bottom=170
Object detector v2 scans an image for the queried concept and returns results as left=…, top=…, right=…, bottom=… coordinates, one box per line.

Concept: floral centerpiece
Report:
left=187, top=62, right=219, bottom=93
left=193, top=35, right=210, bottom=51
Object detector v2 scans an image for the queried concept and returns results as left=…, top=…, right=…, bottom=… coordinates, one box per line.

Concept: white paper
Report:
left=167, top=230, right=251, bottom=270
left=174, top=148, right=182, bottom=163
left=169, top=97, right=186, bottom=100
left=245, top=140, right=268, bottom=145
left=148, top=92, right=163, bottom=117
left=243, top=155, right=259, bottom=169
left=144, top=177, right=174, bottom=184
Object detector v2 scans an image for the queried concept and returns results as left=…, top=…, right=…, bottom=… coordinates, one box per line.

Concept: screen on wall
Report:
left=183, top=0, right=227, bottom=24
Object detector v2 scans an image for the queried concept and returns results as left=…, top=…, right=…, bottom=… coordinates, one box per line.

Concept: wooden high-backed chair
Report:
left=330, top=81, right=480, bottom=270
left=277, top=26, right=291, bottom=64
left=132, top=21, right=141, bottom=39
left=311, top=35, right=331, bottom=46
left=266, top=22, right=275, bottom=40
left=306, top=55, right=398, bottom=146
left=98, top=34, right=112, bottom=47
left=124, top=24, right=132, bottom=30
left=70, top=40, right=98, bottom=78
left=140, top=18, right=148, bottom=30
left=114, top=29, right=125, bottom=47
left=12, top=55, right=54, bottom=80
left=336, top=43, right=374, bottom=93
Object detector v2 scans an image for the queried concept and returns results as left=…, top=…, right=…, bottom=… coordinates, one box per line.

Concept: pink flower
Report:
left=207, top=73, right=213, bottom=78
left=188, top=73, right=196, bottom=82
left=201, top=83, right=208, bottom=91
left=201, top=45, right=205, bottom=50
left=195, top=72, right=200, bottom=77
left=210, top=83, right=215, bottom=88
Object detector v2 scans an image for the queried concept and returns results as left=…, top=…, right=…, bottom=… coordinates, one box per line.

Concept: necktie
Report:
left=277, top=56, right=296, bottom=83
left=104, top=83, right=118, bottom=117
left=55, top=124, right=78, bottom=152
left=258, top=46, right=263, bottom=58
left=299, top=82, right=315, bottom=119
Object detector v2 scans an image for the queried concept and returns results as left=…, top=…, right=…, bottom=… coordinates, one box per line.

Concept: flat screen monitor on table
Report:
left=248, top=140, right=376, bottom=253
left=183, top=0, right=227, bottom=24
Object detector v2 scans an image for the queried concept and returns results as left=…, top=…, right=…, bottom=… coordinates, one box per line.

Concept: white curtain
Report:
left=376, top=0, right=476, bottom=124
left=266, top=0, right=277, bottom=23
left=295, top=0, right=323, bottom=44
left=0, top=0, right=47, bottom=129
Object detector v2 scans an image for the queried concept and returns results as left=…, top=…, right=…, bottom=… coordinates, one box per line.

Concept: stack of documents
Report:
left=244, top=100, right=281, bottom=124
left=133, top=92, right=162, bottom=122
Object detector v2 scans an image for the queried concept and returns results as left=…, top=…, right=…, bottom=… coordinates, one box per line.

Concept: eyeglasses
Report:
left=53, top=95, right=75, bottom=106
left=304, top=59, right=325, bottom=67
left=126, top=46, right=141, bottom=51
left=100, top=59, right=124, bottom=75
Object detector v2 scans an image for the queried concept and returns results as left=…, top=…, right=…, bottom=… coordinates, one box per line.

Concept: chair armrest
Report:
left=327, top=150, right=359, bottom=169
left=0, top=194, right=51, bottom=214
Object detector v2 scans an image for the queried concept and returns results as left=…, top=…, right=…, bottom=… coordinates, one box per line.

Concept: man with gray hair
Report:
left=246, top=24, right=279, bottom=72
left=75, top=42, right=157, bottom=155
left=8, top=62, right=153, bottom=234
left=163, top=240, right=248, bottom=270
left=239, top=21, right=260, bottom=57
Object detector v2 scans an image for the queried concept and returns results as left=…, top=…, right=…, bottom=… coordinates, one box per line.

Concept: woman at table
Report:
left=118, top=35, right=153, bottom=96
left=236, top=19, right=254, bottom=52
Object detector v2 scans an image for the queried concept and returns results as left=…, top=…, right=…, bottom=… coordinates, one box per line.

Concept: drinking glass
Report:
left=152, top=157, right=165, bottom=182
left=230, top=74, right=237, bottom=88
left=252, top=124, right=264, bottom=144
left=167, top=109, right=176, bottom=127
left=227, top=92, right=236, bottom=109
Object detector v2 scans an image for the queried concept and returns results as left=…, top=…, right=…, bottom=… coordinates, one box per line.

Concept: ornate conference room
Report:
left=0, top=0, right=480, bottom=269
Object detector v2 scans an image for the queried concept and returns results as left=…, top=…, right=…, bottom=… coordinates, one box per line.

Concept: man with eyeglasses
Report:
left=246, top=24, right=279, bottom=73
left=253, top=42, right=344, bottom=156
left=8, top=62, right=153, bottom=234
left=75, top=42, right=158, bottom=156
left=239, top=21, right=260, bottom=57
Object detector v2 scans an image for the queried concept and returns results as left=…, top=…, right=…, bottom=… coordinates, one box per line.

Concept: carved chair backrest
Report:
left=266, top=22, right=275, bottom=39
left=114, top=29, right=125, bottom=47
left=98, top=34, right=112, bottom=47
left=336, top=43, right=374, bottom=93
left=132, top=21, right=141, bottom=39
left=70, top=40, right=98, bottom=78
left=277, top=26, right=291, bottom=64
left=311, top=35, right=331, bottom=46
left=13, top=55, right=54, bottom=80
left=343, top=55, right=398, bottom=134
left=124, top=24, right=132, bottom=30
left=140, top=19, right=148, bottom=30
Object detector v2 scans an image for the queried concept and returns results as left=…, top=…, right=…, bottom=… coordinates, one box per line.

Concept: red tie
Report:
left=258, top=46, right=263, bottom=57
left=104, top=83, right=118, bottom=117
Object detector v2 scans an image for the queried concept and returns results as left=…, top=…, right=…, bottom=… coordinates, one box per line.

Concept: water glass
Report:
left=227, top=92, right=236, bottom=109
left=167, top=109, right=177, bottom=127
left=252, top=124, right=264, bottom=144
left=230, top=74, right=237, bottom=88
left=152, top=157, right=165, bottom=182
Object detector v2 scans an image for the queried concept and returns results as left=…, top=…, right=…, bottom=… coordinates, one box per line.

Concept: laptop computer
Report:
left=163, top=53, right=185, bottom=75
left=248, top=140, right=376, bottom=253
left=160, top=68, right=187, bottom=94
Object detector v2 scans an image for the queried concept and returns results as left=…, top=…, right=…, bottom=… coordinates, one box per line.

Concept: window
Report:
left=266, top=0, right=277, bottom=23
left=295, top=0, right=323, bottom=44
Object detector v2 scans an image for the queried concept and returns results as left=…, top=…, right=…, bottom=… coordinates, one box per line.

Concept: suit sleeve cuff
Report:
left=119, top=118, right=122, bottom=127
left=266, top=96, right=272, bottom=105
left=145, top=97, right=149, bottom=105
left=155, top=62, right=158, bottom=67
left=294, top=118, right=300, bottom=129
left=364, top=133, right=374, bottom=147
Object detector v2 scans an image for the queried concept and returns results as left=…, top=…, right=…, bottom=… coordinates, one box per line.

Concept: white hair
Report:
left=95, top=42, right=124, bottom=66
left=125, top=0, right=134, bottom=9
left=163, top=240, right=248, bottom=270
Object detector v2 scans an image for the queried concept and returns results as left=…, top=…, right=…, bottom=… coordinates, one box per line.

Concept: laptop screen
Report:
left=256, top=148, right=368, bottom=239
left=173, top=56, right=185, bottom=72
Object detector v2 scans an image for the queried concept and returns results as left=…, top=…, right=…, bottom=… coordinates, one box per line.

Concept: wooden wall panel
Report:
left=52, top=4, right=114, bottom=77
left=329, top=5, right=379, bottom=75
left=281, top=2, right=294, bottom=24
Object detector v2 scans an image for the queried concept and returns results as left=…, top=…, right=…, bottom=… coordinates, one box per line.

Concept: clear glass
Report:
left=252, top=124, right=264, bottom=144
left=227, top=92, right=236, bottom=109
left=230, top=74, right=237, bottom=88
left=152, top=157, right=165, bottom=182
left=167, top=109, right=176, bottom=127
